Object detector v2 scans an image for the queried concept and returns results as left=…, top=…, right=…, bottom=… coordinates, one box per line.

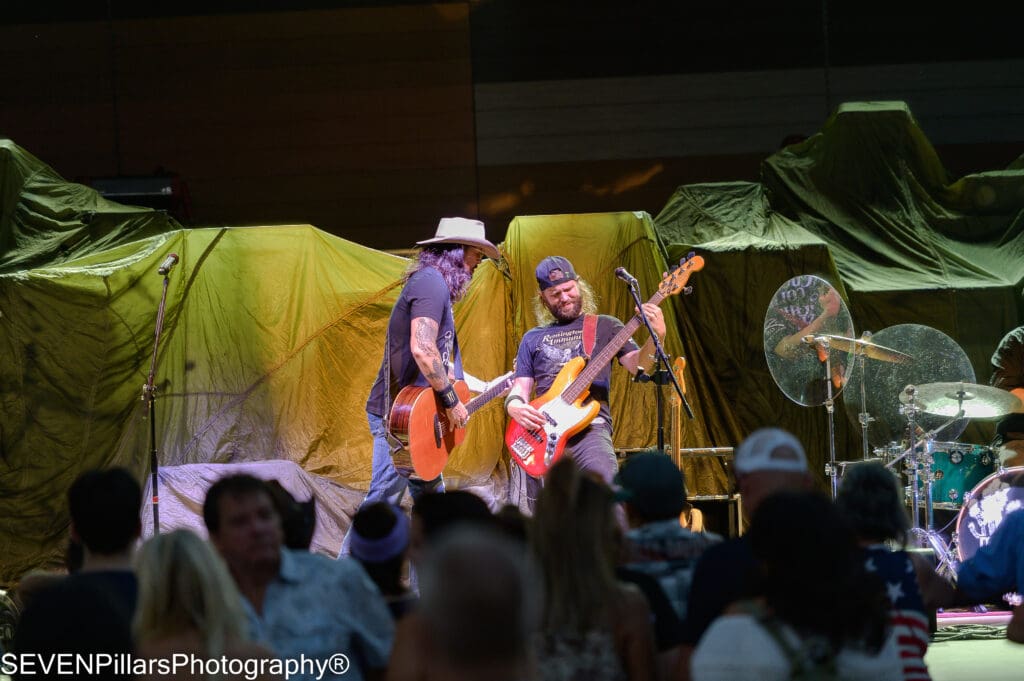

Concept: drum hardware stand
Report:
left=809, top=335, right=841, bottom=499
left=897, top=386, right=963, bottom=576
left=853, top=341, right=874, bottom=460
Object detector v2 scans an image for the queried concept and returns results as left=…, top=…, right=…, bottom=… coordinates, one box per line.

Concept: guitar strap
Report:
left=582, top=313, right=598, bottom=359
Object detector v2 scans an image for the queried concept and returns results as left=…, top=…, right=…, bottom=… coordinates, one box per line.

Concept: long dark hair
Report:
left=408, top=245, right=472, bottom=302
left=835, top=461, right=909, bottom=545
left=749, top=490, right=890, bottom=654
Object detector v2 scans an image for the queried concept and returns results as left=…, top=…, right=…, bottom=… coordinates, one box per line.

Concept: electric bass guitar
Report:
left=389, top=372, right=513, bottom=480
left=505, top=254, right=704, bottom=477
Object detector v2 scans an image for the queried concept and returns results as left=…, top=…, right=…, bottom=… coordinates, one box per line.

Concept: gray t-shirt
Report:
left=366, top=267, right=463, bottom=416
left=513, top=314, right=638, bottom=425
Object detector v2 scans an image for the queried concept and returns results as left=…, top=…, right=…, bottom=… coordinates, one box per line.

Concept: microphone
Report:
left=614, top=267, right=638, bottom=287
left=157, top=253, right=179, bottom=276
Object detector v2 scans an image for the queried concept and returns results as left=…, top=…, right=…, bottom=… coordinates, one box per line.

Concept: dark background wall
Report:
left=2, top=1, right=1023, bottom=249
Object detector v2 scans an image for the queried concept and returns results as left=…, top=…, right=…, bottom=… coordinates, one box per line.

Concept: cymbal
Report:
left=814, top=334, right=913, bottom=364
left=906, top=381, right=1022, bottom=419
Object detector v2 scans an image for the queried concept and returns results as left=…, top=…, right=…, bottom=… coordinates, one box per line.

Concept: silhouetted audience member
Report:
left=837, top=461, right=945, bottom=680
left=678, top=428, right=814, bottom=679
left=350, top=502, right=417, bottom=620
left=14, top=578, right=133, bottom=679
left=408, top=490, right=495, bottom=568
left=265, top=480, right=316, bottom=550
left=66, top=467, right=142, bottom=617
left=17, top=467, right=143, bottom=623
left=389, top=527, right=541, bottom=681
left=616, top=450, right=721, bottom=620
left=134, top=529, right=279, bottom=680
left=493, top=503, right=530, bottom=545
left=615, top=450, right=720, bottom=678
left=530, top=458, right=656, bottom=681
left=691, top=491, right=901, bottom=680
left=204, top=474, right=392, bottom=681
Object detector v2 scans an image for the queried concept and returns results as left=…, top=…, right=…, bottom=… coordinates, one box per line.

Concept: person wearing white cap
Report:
left=676, top=427, right=814, bottom=680
left=342, top=217, right=500, bottom=556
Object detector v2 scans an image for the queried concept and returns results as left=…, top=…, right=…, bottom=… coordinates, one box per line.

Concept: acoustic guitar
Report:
left=389, top=372, right=513, bottom=480
left=506, top=254, right=705, bottom=477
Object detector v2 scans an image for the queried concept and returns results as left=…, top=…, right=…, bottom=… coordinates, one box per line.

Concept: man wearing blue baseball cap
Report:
left=615, top=451, right=720, bottom=613
left=503, top=255, right=666, bottom=498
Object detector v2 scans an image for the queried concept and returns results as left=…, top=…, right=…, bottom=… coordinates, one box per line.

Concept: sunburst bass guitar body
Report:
left=504, top=357, right=600, bottom=477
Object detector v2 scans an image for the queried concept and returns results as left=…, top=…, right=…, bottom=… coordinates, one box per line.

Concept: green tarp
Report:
left=0, top=142, right=730, bottom=583
left=655, top=101, right=1024, bottom=485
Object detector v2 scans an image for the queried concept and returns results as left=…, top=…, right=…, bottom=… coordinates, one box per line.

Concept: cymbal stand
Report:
left=898, top=388, right=927, bottom=529
left=816, top=336, right=840, bottom=500
left=854, top=346, right=874, bottom=460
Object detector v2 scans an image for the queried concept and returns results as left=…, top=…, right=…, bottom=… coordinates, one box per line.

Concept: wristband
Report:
left=436, top=384, right=459, bottom=409
left=504, top=394, right=525, bottom=412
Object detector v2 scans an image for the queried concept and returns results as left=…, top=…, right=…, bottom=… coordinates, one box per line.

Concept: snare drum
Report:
left=910, top=442, right=997, bottom=509
left=955, top=467, right=1024, bottom=561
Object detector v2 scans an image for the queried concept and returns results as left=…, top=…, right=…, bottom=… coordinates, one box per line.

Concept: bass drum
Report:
left=955, top=467, right=1024, bottom=561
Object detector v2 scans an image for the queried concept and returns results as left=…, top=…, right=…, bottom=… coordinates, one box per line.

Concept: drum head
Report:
left=956, top=467, right=1024, bottom=561
left=844, top=324, right=974, bottom=447
left=764, top=276, right=855, bottom=407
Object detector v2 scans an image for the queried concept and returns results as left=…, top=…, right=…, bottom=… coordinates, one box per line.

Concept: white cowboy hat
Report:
left=415, top=217, right=500, bottom=260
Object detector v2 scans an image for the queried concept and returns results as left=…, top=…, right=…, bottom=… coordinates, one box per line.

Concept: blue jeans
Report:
left=957, top=508, right=1024, bottom=602
left=339, top=412, right=444, bottom=556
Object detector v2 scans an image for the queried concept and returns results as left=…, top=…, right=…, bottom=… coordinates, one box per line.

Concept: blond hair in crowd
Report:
left=133, top=529, right=249, bottom=665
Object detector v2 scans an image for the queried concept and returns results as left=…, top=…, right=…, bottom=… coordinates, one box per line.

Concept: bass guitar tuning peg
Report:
left=683, top=285, right=694, bottom=295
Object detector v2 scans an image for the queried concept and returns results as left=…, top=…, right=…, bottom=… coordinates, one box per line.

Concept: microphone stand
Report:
left=142, top=266, right=174, bottom=535
left=625, top=279, right=692, bottom=454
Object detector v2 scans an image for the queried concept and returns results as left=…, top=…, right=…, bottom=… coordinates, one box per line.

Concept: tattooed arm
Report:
left=409, top=316, right=468, bottom=428
left=410, top=316, right=448, bottom=391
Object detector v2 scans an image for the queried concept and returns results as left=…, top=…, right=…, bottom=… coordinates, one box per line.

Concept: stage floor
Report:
left=928, top=611, right=1021, bottom=679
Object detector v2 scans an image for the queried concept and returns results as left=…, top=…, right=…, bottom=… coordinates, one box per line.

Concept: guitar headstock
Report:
left=658, top=253, right=705, bottom=299
left=672, top=356, right=687, bottom=395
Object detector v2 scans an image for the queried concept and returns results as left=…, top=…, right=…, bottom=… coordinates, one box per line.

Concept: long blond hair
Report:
left=531, top=278, right=599, bottom=326
left=529, top=458, right=620, bottom=633
left=133, top=529, right=249, bottom=663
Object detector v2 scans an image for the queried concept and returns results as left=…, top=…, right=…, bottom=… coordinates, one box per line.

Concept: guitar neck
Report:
left=562, top=291, right=666, bottom=402
left=466, top=373, right=512, bottom=416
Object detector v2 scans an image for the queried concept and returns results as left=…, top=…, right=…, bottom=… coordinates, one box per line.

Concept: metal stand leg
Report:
left=899, top=388, right=958, bottom=574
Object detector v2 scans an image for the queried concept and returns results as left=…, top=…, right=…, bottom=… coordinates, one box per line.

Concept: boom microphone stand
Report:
left=619, top=269, right=692, bottom=452
left=143, top=252, right=179, bottom=535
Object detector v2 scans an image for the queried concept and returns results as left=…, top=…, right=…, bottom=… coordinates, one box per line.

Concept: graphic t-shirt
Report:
left=366, top=268, right=463, bottom=417
left=513, top=314, right=639, bottom=425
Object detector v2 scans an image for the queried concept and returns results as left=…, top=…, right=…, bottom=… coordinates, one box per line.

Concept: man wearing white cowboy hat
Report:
left=341, top=217, right=500, bottom=555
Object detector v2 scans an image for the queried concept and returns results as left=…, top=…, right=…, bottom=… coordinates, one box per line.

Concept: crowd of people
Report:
left=7, top=423, right=1022, bottom=681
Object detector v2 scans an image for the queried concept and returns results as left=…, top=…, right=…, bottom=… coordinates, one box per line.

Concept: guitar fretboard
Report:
left=561, top=290, right=667, bottom=403
left=467, top=372, right=513, bottom=415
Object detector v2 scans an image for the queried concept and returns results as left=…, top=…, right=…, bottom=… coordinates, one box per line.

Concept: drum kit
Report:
left=764, top=276, right=1024, bottom=577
